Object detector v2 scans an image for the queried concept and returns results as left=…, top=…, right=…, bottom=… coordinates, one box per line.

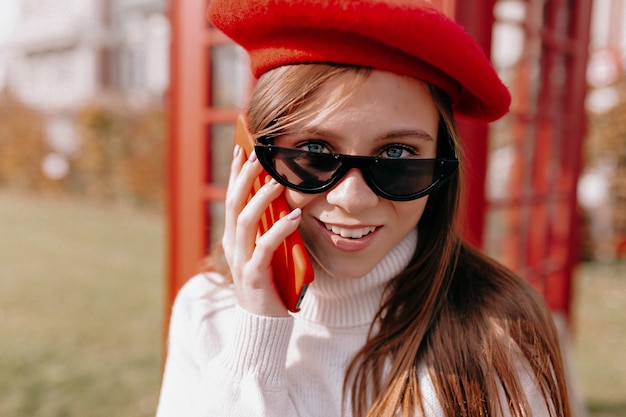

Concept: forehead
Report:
left=297, top=70, right=440, bottom=136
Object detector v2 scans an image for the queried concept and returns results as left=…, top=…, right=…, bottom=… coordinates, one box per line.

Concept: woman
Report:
left=157, top=1, right=572, bottom=416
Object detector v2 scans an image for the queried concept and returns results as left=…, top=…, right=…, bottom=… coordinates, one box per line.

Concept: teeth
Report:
left=325, top=224, right=377, bottom=239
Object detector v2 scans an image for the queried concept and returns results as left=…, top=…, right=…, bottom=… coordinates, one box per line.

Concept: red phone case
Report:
left=234, top=114, right=314, bottom=312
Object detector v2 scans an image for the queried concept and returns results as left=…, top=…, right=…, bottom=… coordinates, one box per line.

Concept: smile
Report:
left=324, top=223, right=377, bottom=239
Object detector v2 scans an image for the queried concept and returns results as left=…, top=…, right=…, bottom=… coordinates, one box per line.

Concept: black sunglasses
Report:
left=254, top=145, right=459, bottom=201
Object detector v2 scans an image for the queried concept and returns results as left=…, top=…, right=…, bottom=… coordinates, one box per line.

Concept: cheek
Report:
left=283, top=188, right=315, bottom=211
left=395, top=196, right=429, bottom=227
left=284, top=190, right=320, bottom=252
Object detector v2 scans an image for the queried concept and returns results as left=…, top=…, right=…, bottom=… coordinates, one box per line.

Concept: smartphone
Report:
left=233, top=114, right=314, bottom=312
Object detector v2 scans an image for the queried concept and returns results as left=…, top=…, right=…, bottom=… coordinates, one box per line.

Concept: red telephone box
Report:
left=165, top=0, right=592, bottom=325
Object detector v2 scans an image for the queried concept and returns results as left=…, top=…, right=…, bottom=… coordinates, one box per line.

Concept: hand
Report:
left=222, top=146, right=302, bottom=317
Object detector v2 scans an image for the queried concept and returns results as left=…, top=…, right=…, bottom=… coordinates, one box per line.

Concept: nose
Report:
left=325, top=168, right=379, bottom=213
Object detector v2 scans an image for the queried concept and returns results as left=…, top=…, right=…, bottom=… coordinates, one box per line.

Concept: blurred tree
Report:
left=0, top=91, right=166, bottom=210
left=0, top=91, right=49, bottom=191
left=584, top=75, right=626, bottom=258
left=72, top=98, right=166, bottom=210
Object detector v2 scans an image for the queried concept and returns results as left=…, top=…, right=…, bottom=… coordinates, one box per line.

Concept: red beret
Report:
left=208, top=0, right=511, bottom=122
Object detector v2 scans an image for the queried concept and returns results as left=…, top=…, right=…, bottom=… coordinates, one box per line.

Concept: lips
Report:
left=324, top=223, right=377, bottom=239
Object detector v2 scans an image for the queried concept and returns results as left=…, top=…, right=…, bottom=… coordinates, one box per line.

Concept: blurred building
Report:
left=0, top=0, right=168, bottom=180
left=2, top=0, right=168, bottom=111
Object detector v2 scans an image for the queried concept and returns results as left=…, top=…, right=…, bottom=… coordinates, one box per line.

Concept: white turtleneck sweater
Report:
left=156, top=229, right=549, bottom=417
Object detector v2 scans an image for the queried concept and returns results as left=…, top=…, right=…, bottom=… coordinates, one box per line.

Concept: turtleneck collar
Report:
left=295, top=229, right=417, bottom=327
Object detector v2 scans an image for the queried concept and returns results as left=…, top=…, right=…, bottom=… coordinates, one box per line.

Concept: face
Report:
left=273, top=70, right=440, bottom=279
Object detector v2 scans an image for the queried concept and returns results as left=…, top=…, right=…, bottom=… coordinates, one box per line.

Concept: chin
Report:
left=311, top=253, right=378, bottom=280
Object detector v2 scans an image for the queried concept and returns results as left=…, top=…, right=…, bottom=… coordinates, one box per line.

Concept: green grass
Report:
left=572, top=261, right=626, bottom=417
left=0, top=190, right=624, bottom=416
left=0, top=191, right=164, bottom=417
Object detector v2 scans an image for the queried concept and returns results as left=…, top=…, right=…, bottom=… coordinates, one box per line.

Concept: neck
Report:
left=296, top=229, right=417, bottom=327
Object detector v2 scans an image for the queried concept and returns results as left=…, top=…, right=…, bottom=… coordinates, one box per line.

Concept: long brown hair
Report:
left=246, top=64, right=571, bottom=417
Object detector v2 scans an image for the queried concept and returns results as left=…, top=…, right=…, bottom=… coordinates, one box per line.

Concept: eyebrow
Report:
left=293, top=127, right=435, bottom=142
left=378, top=129, right=435, bottom=142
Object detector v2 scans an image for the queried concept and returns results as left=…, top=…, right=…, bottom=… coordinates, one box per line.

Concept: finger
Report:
left=222, top=146, right=245, bottom=253
left=225, top=144, right=245, bottom=191
left=233, top=178, right=285, bottom=262
left=251, top=208, right=303, bottom=266
left=223, top=151, right=263, bottom=248
left=240, top=207, right=302, bottom=291
left=225, top=149, right=262, bottom=210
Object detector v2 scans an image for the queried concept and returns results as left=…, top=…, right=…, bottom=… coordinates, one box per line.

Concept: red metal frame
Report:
left=482, top=0, right=592, bottom=317
left=167, top=0, right=207, bottom=320
left=166, top=0, right=242, bottom=324
left=452, top=1, right=498, bottom=248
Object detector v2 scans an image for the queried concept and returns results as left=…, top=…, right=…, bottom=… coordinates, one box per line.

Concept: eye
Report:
left=297, top=141, right=330, bottom=154
left=380, top=144, right=419, bottom=159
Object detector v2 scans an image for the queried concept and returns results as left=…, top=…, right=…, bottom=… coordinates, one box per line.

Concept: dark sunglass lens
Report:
left=257, top=145, right=456, bottom=199
left=272, top=148, right=342, bottom=189
left=369, top=159, right=436, bottom=197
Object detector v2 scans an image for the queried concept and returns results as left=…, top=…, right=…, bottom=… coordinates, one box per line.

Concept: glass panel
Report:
left=211, top=43, right=250, bottom=109
left=209, top=123, right=235, bottom=186
left=484, top=207, right=522, bottom=270
left=208, top=200, right=226, bottom=251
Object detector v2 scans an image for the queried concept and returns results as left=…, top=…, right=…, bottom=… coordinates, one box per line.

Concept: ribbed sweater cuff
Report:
left=219, top=306, right=294, bottom=390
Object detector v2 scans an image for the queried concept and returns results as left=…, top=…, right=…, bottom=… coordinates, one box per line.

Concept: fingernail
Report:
left=233, top=145, right=241, bottom=158
left=248, top=151, right=257, bottom=162
left=287, top=208, right=302, bottom=220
